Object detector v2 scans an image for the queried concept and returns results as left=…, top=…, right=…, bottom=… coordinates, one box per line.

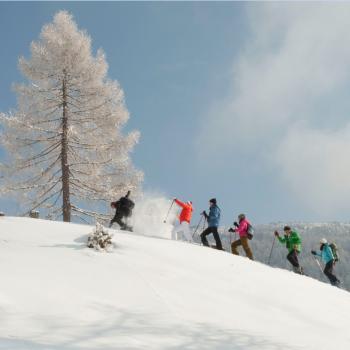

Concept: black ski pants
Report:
left=287, top=250, right=300, bottom=268
left=109, top=212, right=126, bottom=229
left=200, top=227, right=223, bottom=250
left=324, top=260, right=339, bottom=285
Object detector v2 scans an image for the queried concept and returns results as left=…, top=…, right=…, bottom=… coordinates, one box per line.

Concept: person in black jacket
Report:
left=109, top=191, right=135, bottom=231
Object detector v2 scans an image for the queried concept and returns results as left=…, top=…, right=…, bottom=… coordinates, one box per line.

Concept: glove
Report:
left=274, top=231, right=279, bottom=237
left=234, top=222, right=239, bottom=228
left=201, top=211, right=206, bottom=215
left=173, top=197, right=177, bottom=201
left=311, top=250, right=316, bottom=255
left=228, top=228, right=234, bottom=233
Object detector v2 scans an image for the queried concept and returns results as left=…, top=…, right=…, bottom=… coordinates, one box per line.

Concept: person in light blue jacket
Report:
left=312, top=238, right=340, bottom=287
left=200, top=198, right=223, bottom=250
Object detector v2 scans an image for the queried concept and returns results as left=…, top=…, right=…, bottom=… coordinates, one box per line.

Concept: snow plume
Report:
left=197, top=2, right=350, bottom=217
left=130, top=194, right=178, bottom=239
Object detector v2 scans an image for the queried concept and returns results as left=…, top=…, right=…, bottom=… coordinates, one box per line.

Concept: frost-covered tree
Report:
left=0, top=11, right=143, bottom=222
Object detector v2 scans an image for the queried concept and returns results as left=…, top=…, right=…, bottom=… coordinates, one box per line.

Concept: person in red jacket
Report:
left=172, top=198, right=193, bottom=242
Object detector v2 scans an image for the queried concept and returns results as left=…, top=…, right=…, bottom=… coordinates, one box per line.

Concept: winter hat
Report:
left=187, top=201, right=193, bottom=205
left=209, top=198, right=217, bottom=205
left=283, top=226, right=291, bottom=232
left=320, top=238, right=327, bottom=244
left=238, top=213, right=245, bottom=220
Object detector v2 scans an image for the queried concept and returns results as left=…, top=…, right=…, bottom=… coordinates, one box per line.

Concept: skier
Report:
left=109, top=191, right=134, bottom=231
left=229, top=214, right=254, bottom=260
left=311, top=238, right=340, bottom=287
left=200, top=198, right=223, bottom=250
left=172, top=198, right=193, bottom=242
left=274, top=226, right=303, bottom=274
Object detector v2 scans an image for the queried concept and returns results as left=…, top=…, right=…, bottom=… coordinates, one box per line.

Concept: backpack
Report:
left=123, top=198, right=135, bottom=210
left=329, top=243, right=339, bottom=262
left=247, top=223, right=254, bottom=240
left=119, top=197, right=135, bottom=217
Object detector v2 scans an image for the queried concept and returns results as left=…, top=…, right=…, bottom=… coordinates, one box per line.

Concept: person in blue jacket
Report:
left=200, top=198, right=223, bottom=250
left=312, top=238, right=340, bottom=287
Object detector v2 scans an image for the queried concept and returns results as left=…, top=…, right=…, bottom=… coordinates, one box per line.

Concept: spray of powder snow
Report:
left=129, top=194, right=179, bottom=239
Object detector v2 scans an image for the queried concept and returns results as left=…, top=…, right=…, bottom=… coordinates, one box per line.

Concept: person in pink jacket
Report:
left=229, top=213, right=254, bottom=260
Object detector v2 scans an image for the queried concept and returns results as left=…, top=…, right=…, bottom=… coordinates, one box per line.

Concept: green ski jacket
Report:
left=277, top=231, right=302, bottom=253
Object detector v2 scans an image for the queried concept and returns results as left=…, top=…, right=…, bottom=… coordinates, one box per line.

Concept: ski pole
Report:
left=313, top=255, right=324, bottom=274
left=312, top=256, right=330, bottom=283
left=192, top=215, right=204, bottom=238
left=163, top=199, right=175, bottom=223
left=267, top=235, right=276, bottom=265
left=202, top=215, right=207, bottom=231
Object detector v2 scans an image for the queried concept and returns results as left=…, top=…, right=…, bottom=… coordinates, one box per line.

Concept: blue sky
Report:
left=2, top=2, right=350, bottom=224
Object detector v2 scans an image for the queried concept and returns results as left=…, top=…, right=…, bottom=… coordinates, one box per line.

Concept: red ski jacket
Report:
left=174, top=199, right=193, bottom=223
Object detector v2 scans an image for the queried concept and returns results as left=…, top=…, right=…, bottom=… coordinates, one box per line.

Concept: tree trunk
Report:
left=61, top=71, right=71, bottom=222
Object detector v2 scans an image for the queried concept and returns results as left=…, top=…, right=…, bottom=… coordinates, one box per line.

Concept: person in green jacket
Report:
left=274, top=226, right=303, bottom=274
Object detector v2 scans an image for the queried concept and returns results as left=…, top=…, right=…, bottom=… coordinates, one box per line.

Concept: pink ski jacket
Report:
left=235, top=219, right=250, bottom=238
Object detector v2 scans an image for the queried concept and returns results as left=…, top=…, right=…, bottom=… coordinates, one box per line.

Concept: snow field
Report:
left=0, top=217, right=349, bottom=349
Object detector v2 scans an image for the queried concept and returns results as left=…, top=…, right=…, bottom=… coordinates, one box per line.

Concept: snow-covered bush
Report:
left=87, top=223, right=113, bottom=251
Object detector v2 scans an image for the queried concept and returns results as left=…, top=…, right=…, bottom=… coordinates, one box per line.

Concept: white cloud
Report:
left=275, top=123, right=350, bottom=215
left=197, top=3, right=350, bottom=216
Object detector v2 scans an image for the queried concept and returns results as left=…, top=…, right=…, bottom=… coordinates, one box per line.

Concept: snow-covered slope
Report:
left=0, top=217, right=349, bottom=350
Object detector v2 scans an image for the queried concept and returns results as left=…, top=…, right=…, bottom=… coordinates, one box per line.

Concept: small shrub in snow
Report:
left=87, top=223, right=113, bottom=251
